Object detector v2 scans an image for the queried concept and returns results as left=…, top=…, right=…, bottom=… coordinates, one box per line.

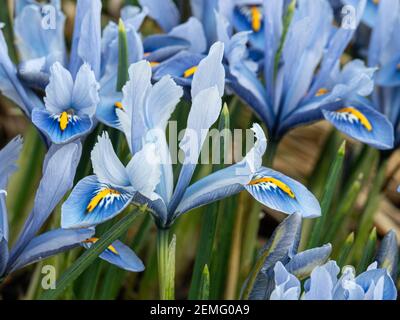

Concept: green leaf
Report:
left=357, top=227, right=377, bottom=273
left=199, top=265, right=210, bottom=300
left=116, top=19, right=129, bottom=92
left=39, top=207, right=143, bottom=300
left=308, top=141, right=346, bottom=248
left=337, top=232, right=354, bottom=267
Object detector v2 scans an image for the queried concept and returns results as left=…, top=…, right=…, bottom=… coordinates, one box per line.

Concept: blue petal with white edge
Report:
left=7, top=228, right=94, bottom=274
left=32, top=108, right=93, bottom=144
left=82, top=238, right=144, bottom=272
left=245, top=167, right=321, bottom=218
left=321, top=100, right=394, bottom=150
left=61, top=175, right=134, bottom=229
left=138, top=0, right=179, bottom=32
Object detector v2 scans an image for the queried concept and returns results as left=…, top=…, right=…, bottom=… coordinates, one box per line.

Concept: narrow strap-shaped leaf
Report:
left=116, top=19, right=129, bottom=92
left=39, top=207, right=143, bottom=300
left=308, top=141, right=346, bottom=248
left=357, top=227, right=377, bottom=273
left=337, top=232, right=354, bottom=267
left=199, top=264, right=210, bottom=300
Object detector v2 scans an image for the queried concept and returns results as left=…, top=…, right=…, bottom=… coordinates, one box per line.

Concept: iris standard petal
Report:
left=71, top=63, right=99, bottom=116
left=69, top=0, right=102, bottom=79
left=169, top=17, right=207, bottom=54
left=191, top=42, right=225, bottom=98
left=44, top=62, right=73, bottom=114
left=245, top=167, right=321, bottom=218
left=304, top=265, right=335, bottom=300
left=168, top=86, right=222, bottom=215
left=138, top=0, right=179, bottom=32
left=82, top=238, right=144, bottom=272
left=91, top=132, right=130, bottom=187
left=126, top=143, right=161, bottom=201
left=7, top=228, right=94, bottom=274
left=61, top=176, right=134, bottom=229
left=32, top=108, right=93, bottom=144
left=321, top=100, right=394, bottom=150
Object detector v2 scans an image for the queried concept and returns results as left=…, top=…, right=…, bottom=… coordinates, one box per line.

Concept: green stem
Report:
left=39, top=207, right=143, bottom=300
left=157, top=228, right=174, bottom=300
left=264, top=139, right=279, bottom=168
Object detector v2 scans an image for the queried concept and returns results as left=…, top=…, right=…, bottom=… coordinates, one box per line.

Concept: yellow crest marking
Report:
left=183, top=66, right=198, bottom=78
left=337, top=107, right=373, bottom=132
left=114, top=102, right=124, bottom=110
left=150, top=61, right=160, bottom=67
left=250, top=6, right=262, bottom=32
left=59, top=111, right=69, bottom=131
left=373, top=0, right=379, bottom=4
left=248, top=177, right=295, bottom=198
left=316, top=88, right=329, bottom=97
left=84, top=237, right=119, bottom=255
left=86, top=189, right=121, bottom=213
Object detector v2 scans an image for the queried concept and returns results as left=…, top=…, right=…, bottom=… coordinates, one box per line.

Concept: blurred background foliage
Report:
left=0, top=0, right=399, bottom=299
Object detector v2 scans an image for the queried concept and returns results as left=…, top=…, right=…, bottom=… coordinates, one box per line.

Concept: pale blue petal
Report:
left=138, top=0, right=179, bottom=32
left=69, top=0, right=102, bottom=79
left=169, top=17, right=207, bottom=54
left=355, top=269, right=397, bottom=300
left=9, top=142, right=82, bottom=264
left=304, top=265, right=335, bottom=300
left=175, top=123, right=266, bottom=217
left=168, top=86, right=222, bottom=215
left=90, top=132, right=130, bottom=187
left=82, top=239, right=144, bottom=272
left=44, top=62, right=73, bottom=114
left=191, top=42, right=225, bottom=98
left=270, top=262, right=301, bottom=300
left=126, top=143, right=161, bottom=201
left=14, top=1, right=66, bottom=63
left=72, top=63, right=99, bottom=116
left=8, top=228, right=93, bottom=274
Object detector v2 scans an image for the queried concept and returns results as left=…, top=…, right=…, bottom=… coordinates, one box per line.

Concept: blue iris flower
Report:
left=63, top=42, right=319, bottom=230
left=270, top=260, right=397, bottom=300
left=367, top=0, right=400, bottom=148
left=31, top=62, right=100, bottom=144
left=1, top=0, right=103, bottom=146
left=0, top=137, right=143, bottom=276
left=227, top=0, right=393, bottom=150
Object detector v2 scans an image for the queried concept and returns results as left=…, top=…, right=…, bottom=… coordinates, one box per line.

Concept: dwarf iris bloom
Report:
left=228, top=0, right=394, bottom=150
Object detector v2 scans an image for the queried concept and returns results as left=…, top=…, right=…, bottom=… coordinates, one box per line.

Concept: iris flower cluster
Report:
left=0, top=0, right=398, bottom=300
